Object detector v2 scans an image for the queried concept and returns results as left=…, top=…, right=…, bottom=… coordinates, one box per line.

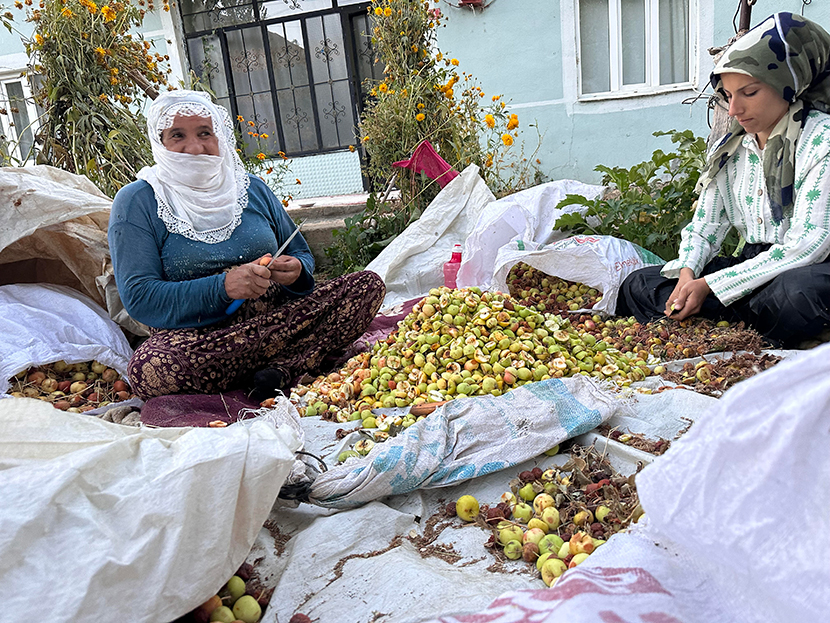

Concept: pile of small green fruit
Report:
left=507, top=263, right=602, bottom=314
left=450, top=445, right=642, bottom=587
left=290, top=287, right=655, bottom=424
left=185, top=573, right=264, bottom=623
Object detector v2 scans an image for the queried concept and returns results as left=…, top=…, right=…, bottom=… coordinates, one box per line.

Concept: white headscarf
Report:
left=137, top=90, right=250, bottom=244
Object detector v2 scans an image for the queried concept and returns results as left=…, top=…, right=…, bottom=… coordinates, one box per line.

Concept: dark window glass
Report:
left=182, top=1, right=376, bottom=158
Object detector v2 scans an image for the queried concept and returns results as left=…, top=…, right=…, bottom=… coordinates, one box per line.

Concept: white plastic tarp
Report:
left=456, top=180, right=604, bottom=291
left=0, top=165, right=147, bottom=335
left=0, top=399, right=301, bottom=623
left=0, top=283, right=133, bottom=395
left=420, top=343, right=830, bottom=623
left=366, top=164, right=496, bottom=309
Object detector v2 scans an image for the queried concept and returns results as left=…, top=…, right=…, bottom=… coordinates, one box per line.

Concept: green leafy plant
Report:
left=553, top=129, right=738, bottom=261
left=324, top=189, right=423, bottom=276
left=9, top=0, right=171, bottom=196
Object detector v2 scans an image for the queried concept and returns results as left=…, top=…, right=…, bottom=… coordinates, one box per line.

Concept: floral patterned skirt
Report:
left=128, top=271, right=385, bottom=400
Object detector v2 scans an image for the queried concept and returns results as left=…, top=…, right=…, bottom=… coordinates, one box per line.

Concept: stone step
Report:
left=286, top=194, right=368, bottom=267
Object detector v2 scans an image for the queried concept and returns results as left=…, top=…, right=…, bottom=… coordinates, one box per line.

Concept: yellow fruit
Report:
left=455, top=495, right=480, bottom=522
left=232, top=595, right=262, bottom=623
left=226, top=575, right=246, bottom=603
left=210, top=606, right=236, bottom=623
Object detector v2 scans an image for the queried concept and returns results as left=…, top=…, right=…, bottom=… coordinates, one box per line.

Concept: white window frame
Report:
left=576, top=0, right=697, bottom=101
left=0, top=72, right=40, bottom=164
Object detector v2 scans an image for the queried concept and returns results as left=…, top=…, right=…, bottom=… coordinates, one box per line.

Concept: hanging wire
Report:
left=732, top=0, right=741, bottom=33
left=803, top=0, right=812, bottom=13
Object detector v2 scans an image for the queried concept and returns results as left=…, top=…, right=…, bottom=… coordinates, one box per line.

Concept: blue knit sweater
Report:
left=109, top=175, right=314, bottom=329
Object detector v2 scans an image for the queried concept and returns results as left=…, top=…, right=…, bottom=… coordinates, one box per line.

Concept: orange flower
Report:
left=260, top=133, right=269, bottom=139
left=247, top=120, right=255, bottom=127
left=266, top=167, right=274, bottom=174
left=348, top=145, right=356, bottom=152
left=501, top=133, right=513, bottom=146
left=256, top=152, right=266, bottom=160
left=61, top=6, right=74, bottom=16
left=484, top=114, right=495, bottom=129
left=237, top=115, right=244, bottom=122
left=450, top=58, right=459, bottom=66
left=295, top=178, right=302, bottom=184
left=101, top=5, right=115, bottom=20
left=282, top=199, right=289, bottom=207
left=506, top=114, right=519, bottom=130
left=415, top=113, right=425, bottom=122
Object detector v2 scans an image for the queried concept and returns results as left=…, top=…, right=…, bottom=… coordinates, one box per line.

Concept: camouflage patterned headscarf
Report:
left=697, top=12, right=830, bottom=223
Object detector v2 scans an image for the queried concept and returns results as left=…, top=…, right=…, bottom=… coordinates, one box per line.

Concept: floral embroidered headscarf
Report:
left=697, top=12, right=830, bottom=223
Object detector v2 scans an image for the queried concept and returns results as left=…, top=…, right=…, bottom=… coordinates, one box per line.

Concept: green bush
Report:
left=553, top=129, right=739, bottom=261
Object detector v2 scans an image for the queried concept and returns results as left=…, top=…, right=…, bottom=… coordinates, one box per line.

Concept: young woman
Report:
left=617, top=12, right=830, bottom=347
left=109, top=90, right=385, bottom=401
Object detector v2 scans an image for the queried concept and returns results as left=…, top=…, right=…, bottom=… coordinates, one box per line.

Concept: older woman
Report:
left=109, top=90, right=385, bottom=401
left=617, top=13, right=830, bottom=347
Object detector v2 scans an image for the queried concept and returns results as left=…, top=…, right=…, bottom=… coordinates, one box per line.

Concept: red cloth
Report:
left=140, top=390, right=261, bottom=427
left=392, top=140, right=459, bottom=188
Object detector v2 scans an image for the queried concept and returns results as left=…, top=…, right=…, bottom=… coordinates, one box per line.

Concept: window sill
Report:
left=577, top=82, right=697, bottom=103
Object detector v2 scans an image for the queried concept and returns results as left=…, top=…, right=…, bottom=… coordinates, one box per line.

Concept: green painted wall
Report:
left=436, top=0, right=830, bottom=184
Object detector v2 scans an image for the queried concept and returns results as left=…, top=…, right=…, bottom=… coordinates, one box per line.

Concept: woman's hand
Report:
left=264, top=254, right=303, bottom=286
left=224, top=261, right=273, bottom=300
left=664, top=267, right=711, bottom=320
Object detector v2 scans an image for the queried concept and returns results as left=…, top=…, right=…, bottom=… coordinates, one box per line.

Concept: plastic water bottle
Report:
left=443, top=244, right=463, bottom=289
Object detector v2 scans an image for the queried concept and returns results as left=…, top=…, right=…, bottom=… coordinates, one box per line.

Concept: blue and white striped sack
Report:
left=309, top=375, right=622, bottom=509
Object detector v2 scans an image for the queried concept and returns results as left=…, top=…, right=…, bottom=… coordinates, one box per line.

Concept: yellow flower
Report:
left=484, top=114, right=495, bottom=129
left=61, top=7, right=74, bottom=17
left=383, top=6, right=392, bottom=16
left=378, top=83, right=388, bottom=93
left=411, top=44, right=418, bottom=53
left=500, top=101, right=506, bottom=108
left=256, top=153, right=266, bottom=160
left=415, top=112, right=425, bottom=121
left=260, top=133, right=269, bottom=139
left=278, top=151, right=286, bottom=158
left=436, top=52, right=443, bottom=62
left=374, top=6, right=382, bottom=15
left=348, top=145, right=356, bottom=152
left=417, top=102, right=425, bottom=109
left=451, top=58, right=459, bottom=66
left=501, top=133, right=513, bottom=146
left=492, top=95, right=500, bottom=101
left=506, top=115, right=519, bottom=131
left=237, top=115, right=244, bottom=122
left=14, top=1, right=22, bottom=8
left=362, top=135, right=370, bottom=142
left=370, top=88, right=377, bottom=96
left=34, top=33, right=43, bottom=45
left=485, top=153, right=493, bottom=167
left=95, top=46, right=107, bottom=55
left=282, top=199, right=289, bottom=207
left=248, top=120, right=255, bottom=126
left=98, top=93, right=108, bottom=102
left=101, top=5, right=115, bottom=20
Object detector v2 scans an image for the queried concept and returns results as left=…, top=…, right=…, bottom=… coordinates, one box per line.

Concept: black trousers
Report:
left=616, top=243, right=830, bottom=347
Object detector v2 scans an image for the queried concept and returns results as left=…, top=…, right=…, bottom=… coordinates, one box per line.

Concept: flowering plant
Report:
left=359, top=0, right=541, bottom=205
left=234, top=112, right=296, bottom=207
left=6, top=0, right=170, bottom=196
